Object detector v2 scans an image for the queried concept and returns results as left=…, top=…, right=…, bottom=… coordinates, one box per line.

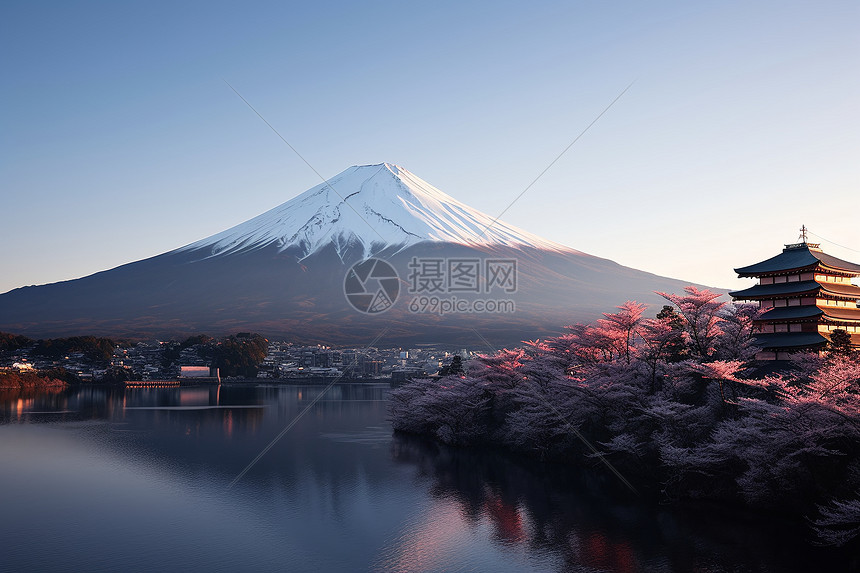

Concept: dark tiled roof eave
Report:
left=754, top=306, right=823, bottom=321
left=752, top=332, right=829, bottom=350
left=735, top=248, right=820, bottom=276
left=754, top=305, right=860, bottom=322
left=730, top=280, right=820, bottom=299
left=735, top=245, right=860, bottom=277
left=731, top=280, right=860, bottom=300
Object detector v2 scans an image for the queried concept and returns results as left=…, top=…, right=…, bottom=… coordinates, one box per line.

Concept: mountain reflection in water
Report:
left=0, top=385, right=854, bottom=573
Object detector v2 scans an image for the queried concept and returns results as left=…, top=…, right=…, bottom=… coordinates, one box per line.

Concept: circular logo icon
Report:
left=344, top=258, right=400, bottom=314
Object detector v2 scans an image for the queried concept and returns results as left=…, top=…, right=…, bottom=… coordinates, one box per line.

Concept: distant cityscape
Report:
left=0, top=338, right=473, bottom=383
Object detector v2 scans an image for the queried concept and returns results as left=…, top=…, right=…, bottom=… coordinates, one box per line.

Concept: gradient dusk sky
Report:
left=2, top=0, right=858, bottom=295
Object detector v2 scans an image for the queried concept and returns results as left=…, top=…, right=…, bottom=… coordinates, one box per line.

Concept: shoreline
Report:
left=123, top=377, right=393, bottom=386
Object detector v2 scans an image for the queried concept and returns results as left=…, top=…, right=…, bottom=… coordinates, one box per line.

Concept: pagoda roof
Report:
left=755, top=306, right=823, bottom=321
left=755, top=305, right=860, bottom=322
left=730, top=280, right=860, bottom=300
left=730, top=280, right=820, bottom=299
left=821, top=307, right=860, bottom=321
left=821, top=283, right=860, bottom=298
left=735, top=244, right=860, bottom=277
left=752, top=332, right=828, bottom=350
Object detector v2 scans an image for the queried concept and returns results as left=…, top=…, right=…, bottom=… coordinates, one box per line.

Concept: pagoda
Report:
left=729, top=226, right=860, bottom=360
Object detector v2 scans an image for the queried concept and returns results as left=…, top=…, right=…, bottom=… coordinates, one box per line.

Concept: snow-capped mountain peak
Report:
left=177, top=163, right=575, bottom=260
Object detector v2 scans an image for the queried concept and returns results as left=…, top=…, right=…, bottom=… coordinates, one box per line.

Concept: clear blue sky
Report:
left=2, top=0, right=858, bottom=295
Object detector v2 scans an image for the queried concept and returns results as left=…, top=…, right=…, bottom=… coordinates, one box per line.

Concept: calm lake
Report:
left=0, top=384, right=854, bottom=572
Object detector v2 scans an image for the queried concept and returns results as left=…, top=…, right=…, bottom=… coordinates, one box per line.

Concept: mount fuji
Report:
left=0, top=163, right=710, bottom=345
left=175, top=163, right=571, bottom=260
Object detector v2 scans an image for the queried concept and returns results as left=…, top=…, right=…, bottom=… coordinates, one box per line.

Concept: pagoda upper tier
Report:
left=734, top=242, right=860, bottom=277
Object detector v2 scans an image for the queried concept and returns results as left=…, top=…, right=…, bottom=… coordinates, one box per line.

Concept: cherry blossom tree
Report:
left=688, top=360, right=744, bottom=404
left=639, top=316, right=684, bottom=394
left=714, top=303, right=760, bottom=361
left=598, top=301, right=646, bottom=364
left=657, top=287, right=726, bottom=358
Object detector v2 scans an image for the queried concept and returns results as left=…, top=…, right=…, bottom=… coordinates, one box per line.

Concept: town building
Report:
left=730, top=228, right=860, bottom=360
left=179, top=365, right=221, bottom=383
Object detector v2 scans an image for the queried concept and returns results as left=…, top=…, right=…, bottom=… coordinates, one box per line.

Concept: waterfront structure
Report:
left=730, top=229, right=860, bottom=360
left=179, top=365, right=221, bottom=383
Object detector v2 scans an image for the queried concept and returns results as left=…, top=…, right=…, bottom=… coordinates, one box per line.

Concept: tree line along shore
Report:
left=390, top=288, right=860, bottom=548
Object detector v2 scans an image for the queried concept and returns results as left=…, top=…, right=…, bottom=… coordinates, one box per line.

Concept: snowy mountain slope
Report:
left=0, top=162, right=721, bottom=344
left=176, top=163, right=576, bottom=260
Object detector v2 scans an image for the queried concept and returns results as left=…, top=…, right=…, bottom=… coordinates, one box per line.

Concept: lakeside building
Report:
left=179, top=365, right=221, bottom=383
left=730, top=229, right=860, bottom=360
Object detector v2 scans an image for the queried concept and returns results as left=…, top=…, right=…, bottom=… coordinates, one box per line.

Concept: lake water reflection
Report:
left=0, top=384, right=854, bottom=572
